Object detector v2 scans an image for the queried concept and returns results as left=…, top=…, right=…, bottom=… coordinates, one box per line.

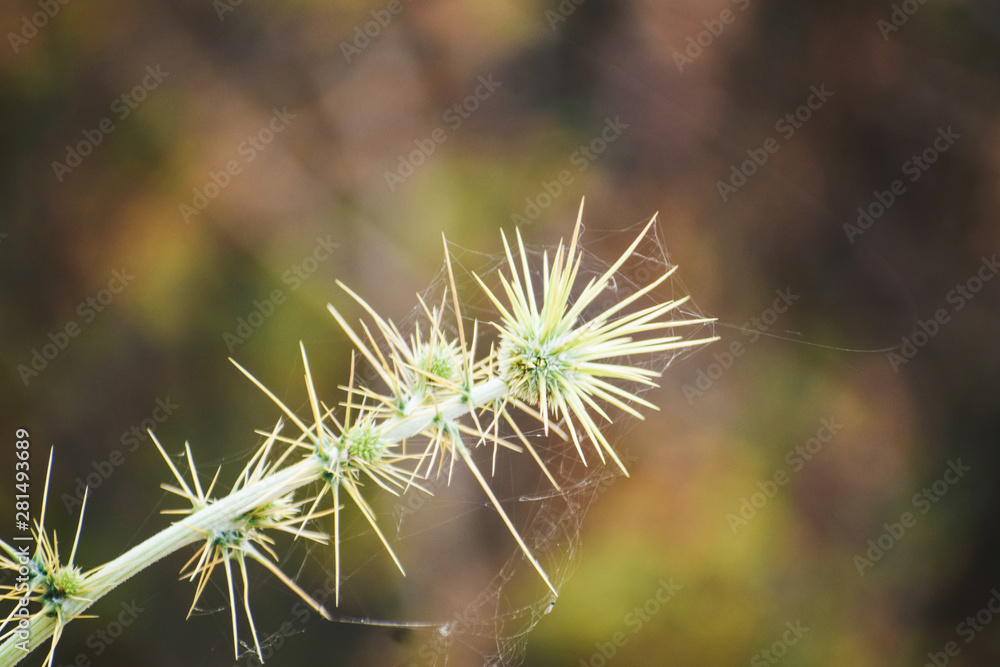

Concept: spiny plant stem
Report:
left=381, top=377, right=508, bottom=441
left=0, top=459, right=315, bottom=666
left=0, top=379, right=511, bottom=667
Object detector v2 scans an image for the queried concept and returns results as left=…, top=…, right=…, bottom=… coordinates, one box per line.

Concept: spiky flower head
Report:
left=0, top=451, right=106, bottom=667
left=478, top=199, right=717, bottom=473
left=231, top=343, right=424, bottom=609
left=151, top=426, right=332, bottom=662
left=343, top=418, right=388, bottom=463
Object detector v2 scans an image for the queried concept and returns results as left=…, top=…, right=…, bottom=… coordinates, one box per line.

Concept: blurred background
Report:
left=2, top=0, right=1000, bottom=665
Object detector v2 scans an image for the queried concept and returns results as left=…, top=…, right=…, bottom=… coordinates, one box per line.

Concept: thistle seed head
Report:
left=498, top=332, right=573, bottom=405
left=343, top=419, right=387, bottom=463
left=413, top=338, right=460, bottom=385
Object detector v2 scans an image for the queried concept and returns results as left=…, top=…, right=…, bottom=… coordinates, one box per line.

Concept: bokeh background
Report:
left=2, top=0, right=1000, bottom=665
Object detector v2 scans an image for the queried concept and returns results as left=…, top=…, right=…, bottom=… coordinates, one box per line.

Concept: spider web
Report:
left=244, top=214, right=713, bottom=666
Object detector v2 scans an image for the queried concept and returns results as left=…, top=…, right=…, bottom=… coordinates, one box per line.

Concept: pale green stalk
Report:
left=0, top=379, right=512, bottom=667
